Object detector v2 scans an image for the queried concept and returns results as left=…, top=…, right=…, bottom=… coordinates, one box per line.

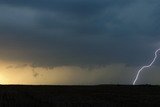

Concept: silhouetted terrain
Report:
left=0, top=85, right=160, bottom=107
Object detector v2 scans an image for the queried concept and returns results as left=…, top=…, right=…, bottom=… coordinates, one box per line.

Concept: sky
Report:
left=0, top=0, right=160, bottom=85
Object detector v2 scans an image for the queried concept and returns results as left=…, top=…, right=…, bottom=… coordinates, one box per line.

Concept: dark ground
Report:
left=0, top=85, right=159, bottom=107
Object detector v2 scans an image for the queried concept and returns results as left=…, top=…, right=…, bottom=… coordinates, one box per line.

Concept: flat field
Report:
left=0, top=85, right=159, bottom=107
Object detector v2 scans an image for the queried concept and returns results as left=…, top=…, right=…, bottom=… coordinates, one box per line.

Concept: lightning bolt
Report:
left=133, top=48, right=160, bottom=85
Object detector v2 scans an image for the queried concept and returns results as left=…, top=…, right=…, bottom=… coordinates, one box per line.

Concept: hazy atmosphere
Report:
left=0, top=0, right=160, bottom=85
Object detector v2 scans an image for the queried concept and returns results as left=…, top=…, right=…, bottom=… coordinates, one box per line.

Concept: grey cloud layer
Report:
left=0, top=0, right=160, bottom=67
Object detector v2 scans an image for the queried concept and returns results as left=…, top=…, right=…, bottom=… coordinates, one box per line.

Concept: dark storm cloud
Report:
left=0, top=0, right=160, bottom=67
